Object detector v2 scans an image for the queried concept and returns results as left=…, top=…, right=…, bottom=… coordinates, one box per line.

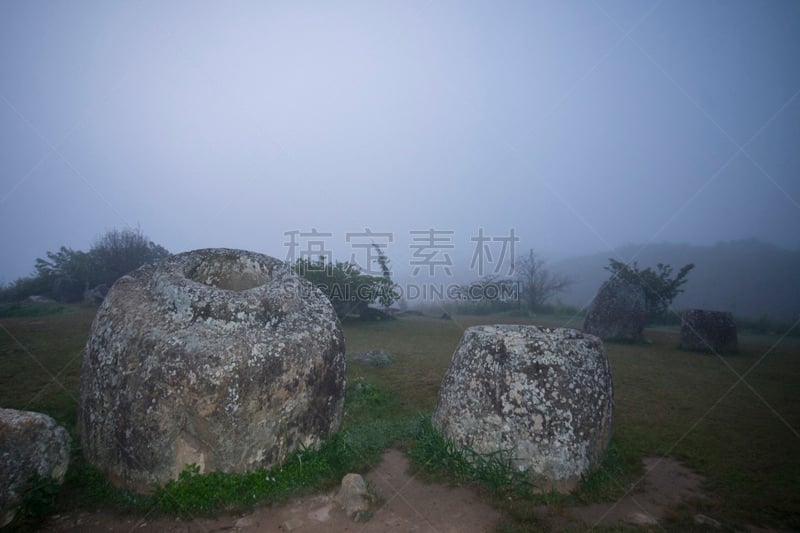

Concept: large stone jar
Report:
left=433, top=325, right=614, bottom=492
left=79, top=248, right=345, bottom=492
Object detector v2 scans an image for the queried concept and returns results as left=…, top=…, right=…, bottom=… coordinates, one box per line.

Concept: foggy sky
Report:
left=1, top=1, right=799, bottom=285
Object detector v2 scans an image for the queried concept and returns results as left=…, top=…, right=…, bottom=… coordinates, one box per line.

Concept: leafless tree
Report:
left=515, top=249, right=572, bottom=311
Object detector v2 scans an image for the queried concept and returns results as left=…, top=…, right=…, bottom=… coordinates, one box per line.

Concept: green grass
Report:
left=607, top=330, right=800, bottom=528
left=342, top=313, right=800, bottom=530
left=0, top=306, right=94, bottom=430
left=8, top=375, right=425, bottom=529
left=0, top=301, right=75, bottom=319
left=408, top=417, right=537, bottom=496
left=1, top=309, right=798, bottom=531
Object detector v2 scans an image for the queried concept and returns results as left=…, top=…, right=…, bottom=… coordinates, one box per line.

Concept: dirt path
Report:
left=43, top=451, right=713, bottom=532
left=568, top=456, right=708, bottom=528
left=43, top=449, right=503, bottom=533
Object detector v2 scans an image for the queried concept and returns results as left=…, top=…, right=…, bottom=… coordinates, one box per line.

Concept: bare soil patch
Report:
left=41, top=452, right=722, bottom=532
left=568, top=456, right=708, bottom=528
left=42, top=449, right=502, bottom=533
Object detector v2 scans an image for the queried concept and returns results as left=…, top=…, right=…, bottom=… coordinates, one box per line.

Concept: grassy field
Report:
left=1, top=306, right=798, bottom=530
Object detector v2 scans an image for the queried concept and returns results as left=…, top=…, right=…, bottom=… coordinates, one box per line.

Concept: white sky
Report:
left=1, top=1, right=799, bottom=284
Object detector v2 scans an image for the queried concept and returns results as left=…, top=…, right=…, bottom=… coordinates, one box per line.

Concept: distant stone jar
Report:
left=432, top=325, right=614, bottom=492
left=583, top=278, right=647, bottom=341
left=680, top=309, right=738, bottom=353
left=78, top=248, right=346, bottom=492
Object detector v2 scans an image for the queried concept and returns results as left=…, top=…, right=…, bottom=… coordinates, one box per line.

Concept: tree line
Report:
left=2, top=228, right=693, bottom=327
left=0, top=228, right=170, bottom=303
left=453, top=249, right=693, bottom=324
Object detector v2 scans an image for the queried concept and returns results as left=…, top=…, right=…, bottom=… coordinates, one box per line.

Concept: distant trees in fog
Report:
left=451, top=249, right=573, bottom=315
left=604, top=258, right=694, bottom=322
left=0, top=228, right=170, bottom=303
left=294, top=245, right=397, bottom=321
left=515, top=249, right=573, bottom=312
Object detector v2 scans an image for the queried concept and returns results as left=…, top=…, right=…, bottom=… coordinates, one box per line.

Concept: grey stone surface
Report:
left=79, top=248, right=346, bottom=492
left=681, top=309, right=738, bottom=353
left=583, top=278, right=647, bottom=341
left=0, top=408, right=71, bottom=527
left=432, top=325, right=614, bottom=492
left=334, top=473, right=371, bottom=516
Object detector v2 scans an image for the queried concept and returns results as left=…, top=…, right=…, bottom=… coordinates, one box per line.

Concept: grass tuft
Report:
left=146, top=381, right=424, bottom=516
left=408, top=417, right=533, bottom=496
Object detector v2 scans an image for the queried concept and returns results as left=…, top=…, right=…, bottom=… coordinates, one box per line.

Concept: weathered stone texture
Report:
left=681, top=309, right=738, bottom=353
left=0, top=408, right=71, bottom=527
left=79, top=248, right=345, bottom=492
left=432, top=325, right=614, bottom=492
left=334, top=473, right=372, bottom=516
left=583, top=279, right=647, bottom=341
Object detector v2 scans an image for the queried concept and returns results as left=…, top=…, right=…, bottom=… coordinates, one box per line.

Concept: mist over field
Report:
left=555, top=239, right=800, bottom=322
left=1, top=2, right=798, bottom=320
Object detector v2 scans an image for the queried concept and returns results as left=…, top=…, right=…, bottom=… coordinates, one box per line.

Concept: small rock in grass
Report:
left=694, top=514, right=722, bottom=528
left=307, top=504, right=333, bottom=522
left=280, top=518, right=304, bottom=531
left=334, top=473, right=372, bottom=516
left=234, top=516, right=256, bottom=528
left=624, top=511, right=658, bottom=526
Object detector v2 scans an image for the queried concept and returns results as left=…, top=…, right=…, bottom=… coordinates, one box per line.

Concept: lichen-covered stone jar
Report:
left=432, top=324, right=613, bottom=492
left=79, top=248, right=345, bottom=492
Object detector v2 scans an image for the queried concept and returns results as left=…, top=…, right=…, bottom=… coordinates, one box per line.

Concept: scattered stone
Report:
left=681, top=309, right=738, bottom=353
left=334, top=473, right=372, bottom=516
left=234, top=516, right=256, bottom=528
left=694, top=513, right=722, bottom=528
left=0, top=408, right=71, bottom=528
left=348, top=350, right=392, bottom=367
left=441, top=312, right=452, bottom=320
left=583, top=278, right=647, bottom=341
left=624, top=511, right=658, bottom=526
left=280, top=518, right=304, bottom=531
left=432, top=325, right=614, bottom=493
left=24, top=295, right=56, bottom=303
left=307, top=504, right=333, bottom=522
left=79, top=248, right=346, bottom=492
